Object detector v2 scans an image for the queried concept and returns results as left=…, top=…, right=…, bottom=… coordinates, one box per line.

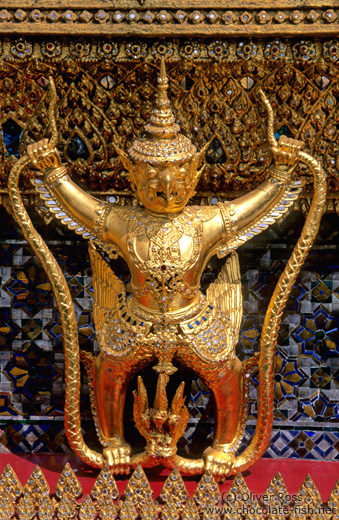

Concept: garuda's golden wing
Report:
left=206, top=251, right=243, bottom=341
left=88, top=243, right=125, bottom=346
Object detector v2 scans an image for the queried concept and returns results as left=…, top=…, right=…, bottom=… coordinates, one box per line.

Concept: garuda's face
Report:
left=135, top=162, right=194, bottom=215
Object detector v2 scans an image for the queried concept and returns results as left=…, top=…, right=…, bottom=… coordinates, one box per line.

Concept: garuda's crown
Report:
left=128, top=57, right=196, bottom=167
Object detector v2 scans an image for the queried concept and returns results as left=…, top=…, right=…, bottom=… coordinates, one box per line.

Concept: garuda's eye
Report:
left=177, top=167, right=187, bottom=180
left=146, top=168, right=158, bottom=179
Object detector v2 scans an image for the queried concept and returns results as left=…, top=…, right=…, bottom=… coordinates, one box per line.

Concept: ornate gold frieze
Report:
left=0, top=2, right=338, bottom=37
left=0, top=46, right=338, bottom=198
left=0, top=462, right=335, bottom=520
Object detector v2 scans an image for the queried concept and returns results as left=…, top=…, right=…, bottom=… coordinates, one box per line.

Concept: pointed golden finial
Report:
left=91, top=465, right=119, bottom=508
left=155, top=56, right=170, bottom=109
left=193, top=470, right=221, bottom=513
left=78, top=495, right=96, bottom=520
left=158, top=468, right=189, bottom=511
left=159, top=55, right=168, bottom=86
left=54, top=463, right=82, bottom=501
left=24, top=465, right=50, bottom=508
left=122, top=465, right=153, bottom=510
left=0, top=463, right=22, bottom=503
left=146, top=56, right=176, bottom=134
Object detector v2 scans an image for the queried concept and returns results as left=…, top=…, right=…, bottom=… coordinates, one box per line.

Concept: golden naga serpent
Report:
left=8, top=78, right=104, bottom=468
left=8, top=78, right=327, bottom=474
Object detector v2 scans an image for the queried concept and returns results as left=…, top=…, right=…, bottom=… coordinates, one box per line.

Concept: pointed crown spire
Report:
left=128, top=57, right=196, bottom=166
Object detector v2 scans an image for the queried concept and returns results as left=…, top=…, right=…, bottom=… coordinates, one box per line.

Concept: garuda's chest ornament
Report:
left=8, top=58, right=326, bottom=480
left=127, top=205, right=203, bottom=308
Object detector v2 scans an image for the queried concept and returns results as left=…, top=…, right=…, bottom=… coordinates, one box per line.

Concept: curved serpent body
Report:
left=8, top=80, right=105, bottom=468
left=8, top=157, right=104, bottom=468
left=232, top=150, right=326, bottom=473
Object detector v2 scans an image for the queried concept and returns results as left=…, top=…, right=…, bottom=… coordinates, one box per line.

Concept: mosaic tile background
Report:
left=0, top=204, right=338, bottom=461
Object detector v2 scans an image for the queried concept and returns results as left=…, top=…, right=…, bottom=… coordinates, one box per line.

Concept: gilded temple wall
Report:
left=0, top=0, right=339, bottom=459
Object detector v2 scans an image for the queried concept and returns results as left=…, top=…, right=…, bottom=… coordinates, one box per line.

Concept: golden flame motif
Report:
left=90, top=465, right=119, bottom=507
left=24, top=465, right=50, bottom=508
left=0, top=463, right=334, bottom=520
left=54, top=463, right=82, bottom=502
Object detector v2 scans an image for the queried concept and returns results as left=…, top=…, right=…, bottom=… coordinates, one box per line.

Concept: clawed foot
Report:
left=103, top=441, right=131, bottom=475
left=203, top=446, right=235, bottom=481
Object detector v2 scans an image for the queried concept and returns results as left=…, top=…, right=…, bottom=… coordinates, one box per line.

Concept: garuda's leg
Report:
left=176, top=344, right=243, bottom=477
left=203, top=356, right=243, bottom=477
left=177, top=346, right=243, bottom=478
left=95, top=353, right=130, bottom=470
left=93, top=351, right=154, bottom=472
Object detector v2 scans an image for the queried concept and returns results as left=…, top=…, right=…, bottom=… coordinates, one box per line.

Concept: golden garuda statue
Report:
left=8, top=59, right=326, bottom=479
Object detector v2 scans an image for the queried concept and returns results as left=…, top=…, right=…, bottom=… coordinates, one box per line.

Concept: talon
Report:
left=103, top=443, right=131, bottom=474
left=203, top=446, right=235, bottom=479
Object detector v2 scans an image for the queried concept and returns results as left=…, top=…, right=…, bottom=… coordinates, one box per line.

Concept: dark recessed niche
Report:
left=205, top=137, right=226, bottom=164
left=67, top=133, right=90, bottom=161
left=2, top=118, right=23, bottom=157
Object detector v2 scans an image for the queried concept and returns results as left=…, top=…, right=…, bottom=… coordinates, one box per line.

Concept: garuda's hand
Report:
left=27, top=138, right=61, bottom=172
left=272, top=135, right=304, bottom=169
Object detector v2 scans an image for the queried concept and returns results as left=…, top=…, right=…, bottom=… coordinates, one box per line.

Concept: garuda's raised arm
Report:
left=28, top=139, right=123, bottom=259
left=214, top=135, right=304, bottom=258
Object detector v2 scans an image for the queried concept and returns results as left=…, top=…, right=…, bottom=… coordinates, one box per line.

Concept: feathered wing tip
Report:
left=224, top=250, right=241, bottom=284
left=88, top=243, right=125, bottom=343
left=207, top=251, right=243, bottom=340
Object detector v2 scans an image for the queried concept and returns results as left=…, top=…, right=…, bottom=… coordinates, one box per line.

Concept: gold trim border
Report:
left=0, top=3, right=338, bottom=37
left=0, top=461, right=337, bottom=520
left=0, top=36, right=338, bottom=61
